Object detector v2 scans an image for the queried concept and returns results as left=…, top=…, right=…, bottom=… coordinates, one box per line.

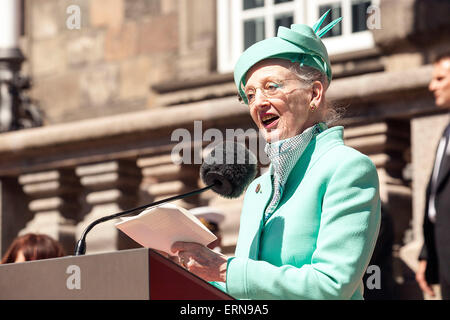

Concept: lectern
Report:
left=0, top=248, right=233, bottom=300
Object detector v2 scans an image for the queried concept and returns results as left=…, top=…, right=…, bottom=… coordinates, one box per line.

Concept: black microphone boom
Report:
left=74, top=184, right=215, bottom=256
left=74, top=141, right=257, bottom=256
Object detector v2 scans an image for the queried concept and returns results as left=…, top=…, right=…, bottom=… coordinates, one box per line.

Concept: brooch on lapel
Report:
left=255, top=183, right=261, bottom=194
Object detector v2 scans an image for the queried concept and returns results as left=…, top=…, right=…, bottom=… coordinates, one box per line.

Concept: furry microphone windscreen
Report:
left=200, top=141, right=258, bottom=199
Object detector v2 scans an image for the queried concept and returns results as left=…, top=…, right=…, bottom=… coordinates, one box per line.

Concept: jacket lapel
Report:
left=436, top=151, right=450, bottom=193
left=277, top=127, right=344, bottom=211
left=247, top=171, right=273, bottom=260
left=245, top=127, right=344, bottom=258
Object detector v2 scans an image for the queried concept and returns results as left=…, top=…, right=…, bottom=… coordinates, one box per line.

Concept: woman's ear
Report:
left=310, top=80, right=324, bottom=107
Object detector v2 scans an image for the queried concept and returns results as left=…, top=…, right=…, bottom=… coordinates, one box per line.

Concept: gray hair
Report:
left=288, top=63, right=343, bottom=125
left=289, top=64, right=329, bottom=89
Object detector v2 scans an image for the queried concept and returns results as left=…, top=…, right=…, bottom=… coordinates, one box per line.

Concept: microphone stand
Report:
left=74, top=184, right=216, bottom=256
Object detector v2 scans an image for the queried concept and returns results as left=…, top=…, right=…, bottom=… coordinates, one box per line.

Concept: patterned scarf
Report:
left=264, top=122, right=327, bottom=223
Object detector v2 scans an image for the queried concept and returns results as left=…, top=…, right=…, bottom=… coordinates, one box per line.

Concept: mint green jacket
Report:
left=223, top=126, right=381, bottom=299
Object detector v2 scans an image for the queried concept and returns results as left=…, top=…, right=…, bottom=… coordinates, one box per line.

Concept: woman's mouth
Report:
left=261, top=114, right=280, bottom=129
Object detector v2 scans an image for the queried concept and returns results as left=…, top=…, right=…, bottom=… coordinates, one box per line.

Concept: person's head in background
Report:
left=1, top=233, right=65, bottom=264
left=190, top=207, right=225, bottom=253
left=429, top=52, right=450, bottom=109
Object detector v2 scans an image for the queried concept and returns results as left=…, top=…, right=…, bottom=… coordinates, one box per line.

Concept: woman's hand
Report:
left=154, top=249, right=181, bottom=265
left=171, top=241, right=228, bottom=282
left=415, top=260, right=435, bottom=297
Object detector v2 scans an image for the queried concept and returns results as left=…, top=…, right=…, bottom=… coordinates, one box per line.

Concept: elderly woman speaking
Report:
left=171, top=11, right=381, bottom=300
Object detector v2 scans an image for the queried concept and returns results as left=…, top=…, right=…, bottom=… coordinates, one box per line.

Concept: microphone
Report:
left=200, top=141, right=258, bottom=198
left=74, top=141, right=257, bottom=256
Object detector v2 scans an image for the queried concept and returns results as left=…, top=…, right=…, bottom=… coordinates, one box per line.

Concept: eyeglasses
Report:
left=238, top=79, right=303, bottom=107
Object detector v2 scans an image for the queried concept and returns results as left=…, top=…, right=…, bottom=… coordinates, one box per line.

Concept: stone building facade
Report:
left=1, top=0, right=450, bottom=299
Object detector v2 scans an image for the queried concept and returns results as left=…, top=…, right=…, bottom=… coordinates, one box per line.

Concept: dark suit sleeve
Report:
left=418, top=156, right=441, bottom=283
left=419, top=181, right=432, bottom=262
left=419, top=192, right=440, bottom=284
left=418, top=243, right=428, bottom=261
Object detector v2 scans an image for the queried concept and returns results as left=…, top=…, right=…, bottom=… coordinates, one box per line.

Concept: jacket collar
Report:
left=250, top=126, right=345, bottom=235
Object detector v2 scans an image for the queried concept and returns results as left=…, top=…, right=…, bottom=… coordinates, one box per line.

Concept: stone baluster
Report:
left=78, top=158, right=144, bottom=253
left=142, top=147, right=202, bottom=210
left=19, top=167, right=85, bottom=255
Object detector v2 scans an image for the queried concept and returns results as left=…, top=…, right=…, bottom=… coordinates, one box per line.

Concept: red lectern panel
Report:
left=149, top=250, right=233, bottom=300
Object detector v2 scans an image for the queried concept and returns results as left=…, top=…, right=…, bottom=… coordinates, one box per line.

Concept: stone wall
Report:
left=22, top=0, right=217, bottom=125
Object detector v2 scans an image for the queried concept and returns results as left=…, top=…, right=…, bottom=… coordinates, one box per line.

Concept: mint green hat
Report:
left=234, top=10, right=342, bottom=104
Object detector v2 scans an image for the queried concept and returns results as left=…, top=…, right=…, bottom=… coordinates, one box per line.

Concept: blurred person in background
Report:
left=1, top=233, right=65, bottom=264
left=416, top=52, right=450, bottom=300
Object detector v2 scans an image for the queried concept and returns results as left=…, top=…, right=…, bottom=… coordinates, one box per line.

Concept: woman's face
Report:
left=14, top=250, right=26, bottom=262
left=244, top=59, right=314, bottom=143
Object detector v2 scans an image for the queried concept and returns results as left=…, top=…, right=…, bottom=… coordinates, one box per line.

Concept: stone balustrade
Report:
left=0, top=65, right=441, bottom=259
left=0, top=94, right=255, bottom=255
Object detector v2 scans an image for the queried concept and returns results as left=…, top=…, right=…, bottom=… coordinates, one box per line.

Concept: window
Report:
left=311, top=0, right=375, bottom=56
left=217, top=0, right=377, bottom=73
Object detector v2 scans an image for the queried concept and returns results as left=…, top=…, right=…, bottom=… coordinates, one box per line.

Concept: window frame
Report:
left=307, top=0, right=377, bottom=55
left=216, top=0, right=377, bottom=73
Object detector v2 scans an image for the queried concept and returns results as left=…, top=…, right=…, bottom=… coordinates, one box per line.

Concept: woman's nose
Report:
left=253, top=89, right=270, bottom=109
